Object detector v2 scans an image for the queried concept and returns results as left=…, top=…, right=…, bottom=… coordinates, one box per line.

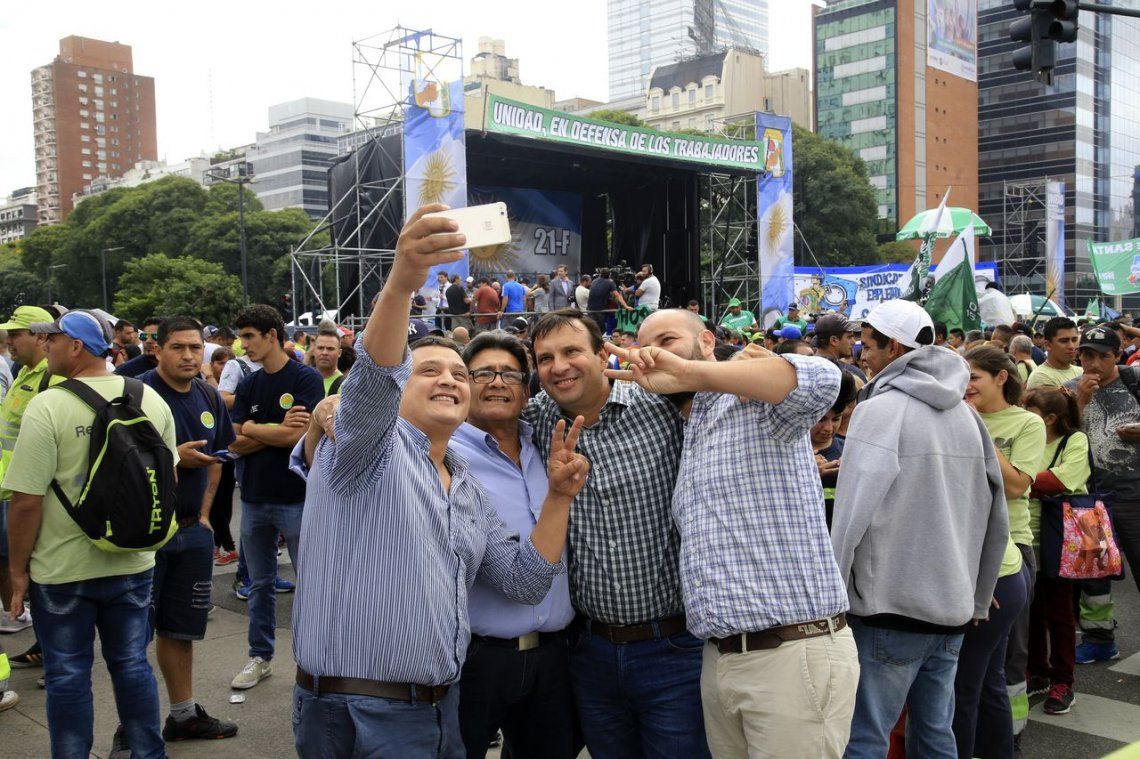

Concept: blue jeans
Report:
left=953, top=564, right=1030, bottom=759
left=32, top=570, right=164, bottom=759
left=569, top=624, right=710, bottom=759
left=292, top=683, right=462, bottom=758
left=241, top=499, right=302, bottom=660
left=845, top=618, right=963, bottom=759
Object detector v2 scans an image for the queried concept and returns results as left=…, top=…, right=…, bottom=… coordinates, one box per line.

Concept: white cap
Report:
left=865, top=299, right=935, bottom=349
left=466, top=276, right=474, bottom=283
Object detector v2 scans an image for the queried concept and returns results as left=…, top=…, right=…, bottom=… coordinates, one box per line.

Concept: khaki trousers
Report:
left=701, top=626, right=859, bottom=758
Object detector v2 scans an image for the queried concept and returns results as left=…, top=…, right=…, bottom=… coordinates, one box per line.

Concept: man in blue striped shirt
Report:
left=290, top=205, right=590, bottom=758
left=613, top=308, right=858, bottom=758
left=450, top=331, right=577, bottom=758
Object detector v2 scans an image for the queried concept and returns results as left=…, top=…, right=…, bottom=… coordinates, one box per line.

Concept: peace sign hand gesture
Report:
left=547, top=416, right=589, bottom=499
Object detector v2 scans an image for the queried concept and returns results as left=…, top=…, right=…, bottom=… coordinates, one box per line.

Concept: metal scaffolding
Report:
left=701, top=172, right=758, bottom=318
left=289, top=27, right=462, bottom=328
left=996, top=178, right=1050, bottom=295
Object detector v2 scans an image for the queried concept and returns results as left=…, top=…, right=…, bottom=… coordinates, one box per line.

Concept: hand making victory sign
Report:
left=546, top=415, right=589, bottom=499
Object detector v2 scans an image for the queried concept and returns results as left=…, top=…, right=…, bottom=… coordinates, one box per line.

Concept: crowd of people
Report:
left=0, top=202, right=1139, bottom=759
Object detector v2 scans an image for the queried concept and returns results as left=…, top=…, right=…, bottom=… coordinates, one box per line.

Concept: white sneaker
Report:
left=0, top=690, right=19, bottom=711
left=231, top=657, right=272, bottom=689
left=0, top=609, right=32, bottom=634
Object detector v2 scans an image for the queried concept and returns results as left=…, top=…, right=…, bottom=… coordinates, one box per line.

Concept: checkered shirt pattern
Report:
left=675, top=354, right=850, bottom=639
left=525, top=380, right=685, bottom=625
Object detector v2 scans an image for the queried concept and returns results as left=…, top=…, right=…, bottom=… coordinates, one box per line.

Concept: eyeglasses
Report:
left=138, top=331, right=158, bottom=341
left=470, top=369, right=527, bottom=385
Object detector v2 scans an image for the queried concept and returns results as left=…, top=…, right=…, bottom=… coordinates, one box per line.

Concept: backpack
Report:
left=49, top=377, right=177, bottom=553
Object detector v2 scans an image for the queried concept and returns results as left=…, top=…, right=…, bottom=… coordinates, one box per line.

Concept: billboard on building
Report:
left=928, top=0, right=977, bottom=82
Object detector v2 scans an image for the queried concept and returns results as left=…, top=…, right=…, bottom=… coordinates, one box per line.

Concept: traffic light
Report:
left=1009, top=0, right=1079, bottom=85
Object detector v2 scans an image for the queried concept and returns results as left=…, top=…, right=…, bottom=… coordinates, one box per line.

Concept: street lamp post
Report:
left=206, top=164, right=253, bottom=307
left=46, top=264, right=66, bottom=305
left=101, top=246, right=124, bottom=312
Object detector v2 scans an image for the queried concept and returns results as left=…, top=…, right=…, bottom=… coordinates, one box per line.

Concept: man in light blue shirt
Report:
left=501, top=271, right=527, bottom=315
left=290, top=205, right=590, bottom=758
left=450, top=330, right=577, bottom=758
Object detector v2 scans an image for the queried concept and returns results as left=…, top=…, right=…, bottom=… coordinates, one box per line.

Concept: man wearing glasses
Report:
left=450, top=331, right=577, bottom=758
left=115, top=316, right=163, bottom=378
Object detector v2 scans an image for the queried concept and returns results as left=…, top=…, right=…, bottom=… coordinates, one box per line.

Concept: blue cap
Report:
left=777, top=325, right=803, bottom=340
left=30, top=309, right=113, bottom=356
left=407, top=319, right=433, bottom=344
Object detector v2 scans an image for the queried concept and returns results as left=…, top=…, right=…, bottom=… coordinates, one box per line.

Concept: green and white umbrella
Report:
left=896, top=207, right=992, bottom=241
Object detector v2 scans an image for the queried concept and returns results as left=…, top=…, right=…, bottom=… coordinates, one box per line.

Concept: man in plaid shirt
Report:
left=525, top=310, right=709, bottom=758
left=610, top=308, right=858, bottom=757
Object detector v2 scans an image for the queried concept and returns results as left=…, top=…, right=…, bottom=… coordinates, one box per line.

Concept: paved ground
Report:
left=5, top=497, right=1140, bottom=757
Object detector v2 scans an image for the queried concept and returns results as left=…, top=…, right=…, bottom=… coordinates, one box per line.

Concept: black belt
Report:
left=578, top=614, right=688, bottom=644
left=472, top=631, right=564, bottom=651
left=296, top=669, right=448, bottom=705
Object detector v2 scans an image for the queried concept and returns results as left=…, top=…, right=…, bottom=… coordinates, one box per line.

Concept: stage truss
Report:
left=996, top=178, right=1050, bottom=296
left=289, top=27, right=462, bottom=328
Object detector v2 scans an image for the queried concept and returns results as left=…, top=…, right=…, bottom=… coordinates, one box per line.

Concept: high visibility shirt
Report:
left=0, top=358, right=61, bottom=498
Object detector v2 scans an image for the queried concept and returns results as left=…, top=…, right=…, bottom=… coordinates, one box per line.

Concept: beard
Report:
left=663, top=338, right=703, bottom=407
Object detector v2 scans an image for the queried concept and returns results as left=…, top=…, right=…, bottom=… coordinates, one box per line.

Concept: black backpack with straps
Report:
left=49, top=377, right=178, bottom=552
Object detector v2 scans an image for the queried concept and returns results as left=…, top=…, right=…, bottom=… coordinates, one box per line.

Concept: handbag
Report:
left=1039, top=435, right=1126, bottom=581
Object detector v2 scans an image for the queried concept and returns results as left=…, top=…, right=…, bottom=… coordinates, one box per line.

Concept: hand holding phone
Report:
left=422, top=203, right=511, bottom=252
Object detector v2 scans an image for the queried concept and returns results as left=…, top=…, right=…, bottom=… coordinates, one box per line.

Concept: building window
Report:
left=77, top=71, right=87, bottom=78
left=672, top=91, right=680, bottom=108
left=688, top=88, right=696, bottom=104
left=688, top=117, right=696, bottom=128
left=651, top=95, right=660, bottom=112
left=94, top=86, right=103, bottom=96
left=81, top=135, right=90, bottom=142
left=82, top=173, right=92, bottom=180
left=79, top=97, right=88, bottom=105
left=81, top=148, right=91, bottom=155
left=705, top=83, right=714, bottom=99
left=79, top=109, right=89, bottom=117
left=80, top=122, right=89, bottom=130
left=78, top=84, right=87, bottom=92
left=93, top=73, right=103, bottom=83
left=672, top=120, right=680, bottom=129
left=82, top=160, right=91, bottom=167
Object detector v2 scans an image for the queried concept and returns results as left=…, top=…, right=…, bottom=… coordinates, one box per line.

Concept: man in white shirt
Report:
left=636, top=265, right=662, bottom=311
left=574, top=275, right=592, bottom=311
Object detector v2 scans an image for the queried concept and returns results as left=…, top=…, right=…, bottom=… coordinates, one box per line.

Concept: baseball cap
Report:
left=30, top=309, right=113, bottom=356
left=204, top=325, right=220, bottom=339
left=337, top=326, right=355, bottom=340
left=787, top=303, right=800, bottom=311
left=407, top=319, right=433, bottom=344
left=1079, top=325, right=1121, bottom=354
left=777, top=325, right=803, bottom=340
left=0, top=305, right=54, bottom=331
left=865, top=300, right=934, bottom=349
left=727, top=298, right=741, bottom=308
left=814, top=313, right=858, bottom=338
left=466, top=276, right=474, bottom=284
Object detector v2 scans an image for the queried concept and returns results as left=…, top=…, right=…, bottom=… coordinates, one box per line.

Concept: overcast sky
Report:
left=0, top=0, right=819, bottom=194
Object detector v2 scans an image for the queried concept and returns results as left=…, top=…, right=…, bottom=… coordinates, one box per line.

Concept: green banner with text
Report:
left=483, top=95, right=767, bottom=173
left=1087, top=238, right=1140, bottom=295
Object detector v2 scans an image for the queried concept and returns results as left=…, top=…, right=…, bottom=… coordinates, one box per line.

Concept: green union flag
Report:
left=925, top=228, right=980, bottom=332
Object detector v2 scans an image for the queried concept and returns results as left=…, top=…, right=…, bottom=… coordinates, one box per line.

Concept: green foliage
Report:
left=791, top=125, right=881, bottom=267
left=0, top=243, right=44, bottom=316
left=7, top=175, right=316, bottom=314
left=113, top=254, right=243, bottom=325
left=879, top=240, right=918, bottom=264
left=588, top=109, right=647, bottom=127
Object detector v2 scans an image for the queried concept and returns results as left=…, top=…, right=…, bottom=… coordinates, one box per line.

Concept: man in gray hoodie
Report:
left=832, top=300, right=1009, bottom=759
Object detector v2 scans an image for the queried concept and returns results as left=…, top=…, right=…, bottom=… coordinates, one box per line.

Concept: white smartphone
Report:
left=423, top=202, right=511, bottom=252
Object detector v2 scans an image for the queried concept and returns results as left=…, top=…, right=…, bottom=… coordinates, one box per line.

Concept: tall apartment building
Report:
left=814, top=0, right=978, bottom=237
left=463, top=38, right=555, bottom=129
left=31, top=36, right=157, bottom=224
left=246, top=98, right=353, bottom=218
left=0, top=188, right=38, bottom=246
left=608, top=0, right=770, bottom=100
left=977, top=0, right=1140, bottom=307
left=643, top=48, right=811, bottom=133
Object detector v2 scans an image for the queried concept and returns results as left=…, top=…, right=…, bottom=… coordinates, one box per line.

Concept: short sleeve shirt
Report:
left=2, top=375, right=178, bottom=584
left=587, top=278, right=618, bottom=312
left=638, top=276, right=661, bottom=310
left=140, top=371, right=236, bottom=519
left=502, top=281, right=527, bottom=312
left=1066, top=369, right=1140, bottom=501
left=232, top=360, right=324, bottom=503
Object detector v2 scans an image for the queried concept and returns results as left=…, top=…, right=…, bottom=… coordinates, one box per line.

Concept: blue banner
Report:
left=403, top=77, right=468, bottom=307
left=793, top=262, right=999, bottom=319
left=756, top=113, right=795, bottom=328
left=467, top=186, right=582, bottom=280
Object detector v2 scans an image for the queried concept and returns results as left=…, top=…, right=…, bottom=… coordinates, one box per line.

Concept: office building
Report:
left=814, top=0, right=979, bottom=237
left=463, top=38, right=555, bottom=129
left=0, top=188, right=38, bottom=245
left=978, top=0, right=1140, bottom=307
left=247, top=98, right=353, bottom=218
left=72, top=156, right=213, bottom=207
left=608, top=0, right=770, bottom=100
left=644, top=48, right=811, bottom=133
left=31, top=36, right=157, bottom=224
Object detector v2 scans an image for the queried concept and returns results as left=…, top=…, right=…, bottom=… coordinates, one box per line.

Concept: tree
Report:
left=113, top=254, right=243, bottom=325
left=588, top=109, right=647, bottom=127
left=0, top=243, right=45, bottom=315
left=791, top=125, right=881, bottom=267
left=879, top=240, right=918, bottom=264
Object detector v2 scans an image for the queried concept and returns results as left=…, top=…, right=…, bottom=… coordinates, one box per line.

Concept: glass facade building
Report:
left=248, top=98, right=353, bottom=219
left=607, top=0, right=769, bottom=101
left=815, top=0, right=898, bottom=233
left=978, top=0, right=1140, bottom=309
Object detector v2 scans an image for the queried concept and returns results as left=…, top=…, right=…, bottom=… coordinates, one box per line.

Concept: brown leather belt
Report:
left=295, top=669, right=449, bottom=704
left=472, top=631, right=564, bottom=652
left=582, top=614, right=688, bottom=644
left=713, top=614, right=847, bottom=655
